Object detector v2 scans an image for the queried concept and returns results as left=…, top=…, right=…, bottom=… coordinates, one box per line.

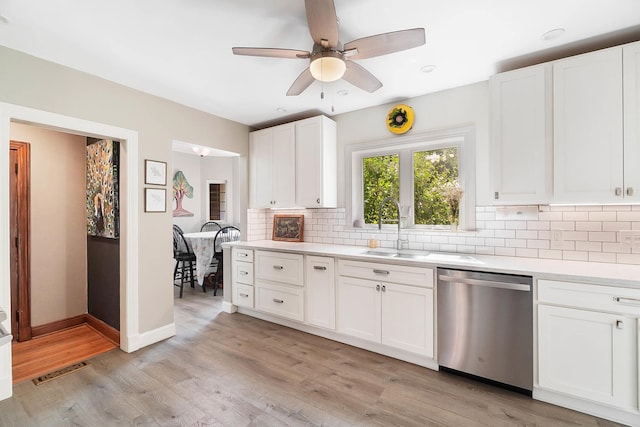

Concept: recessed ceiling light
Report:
left=276, top=107, right=287, bottom=113
left=421, top=65, right=437, bottom=74
left=0, top=15, right=10, bottom=24
left=541, top=28, right=566, bottom=41
left=337, top=90, right=349, bottom=97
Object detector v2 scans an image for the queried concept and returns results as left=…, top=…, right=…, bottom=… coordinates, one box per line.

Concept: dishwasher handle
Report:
left=438, top=274, right=531, bottom=292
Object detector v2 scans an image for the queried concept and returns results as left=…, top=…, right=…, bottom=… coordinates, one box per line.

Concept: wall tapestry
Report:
left=86, top=139, right=119, bottom=238
left=172, top=170, right=194, bottom=217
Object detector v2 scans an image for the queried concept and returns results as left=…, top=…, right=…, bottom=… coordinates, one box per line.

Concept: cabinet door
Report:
left=624, top=41, right=640, bottom=202
left=272, top=123, right=296, bottom=207
left=295, top=116, right=337, bottom=208
left=381, top=282, right=433, bottom=357
left=305, top=256, right=335, bottom=330
left=553, top=48, right=624, bottom=203
left=249, top=129, right=274, bottom=208
left=490, top=64, right=552, bottom=204
left=337, top=276, right=381, bottom=343
left=538, top=305, right=637, bottom=410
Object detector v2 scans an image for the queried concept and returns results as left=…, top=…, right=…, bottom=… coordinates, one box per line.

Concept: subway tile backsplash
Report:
left=247, top=205, right=640, bottom=265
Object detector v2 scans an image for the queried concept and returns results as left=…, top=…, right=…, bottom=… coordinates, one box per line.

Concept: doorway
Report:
left=9, top=141, right=31, bottom=342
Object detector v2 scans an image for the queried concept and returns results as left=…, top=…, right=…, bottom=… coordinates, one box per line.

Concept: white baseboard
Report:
left=533, top=388, right=640, bottom=426
left=123, top=323, right=176, bottom=353
left=222, top=301, right=237, bottom=314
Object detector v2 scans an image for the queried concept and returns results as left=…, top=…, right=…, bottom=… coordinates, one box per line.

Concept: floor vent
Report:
left=32, top=361, right=91, bottom=385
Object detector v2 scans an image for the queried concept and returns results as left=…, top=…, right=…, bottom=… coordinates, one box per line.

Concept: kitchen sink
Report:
left=361, top=250, right=483, bottom=264
left=361, top=250, right=429, bottom=260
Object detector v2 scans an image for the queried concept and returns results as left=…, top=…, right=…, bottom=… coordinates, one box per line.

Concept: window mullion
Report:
left=398, top=149, right=413, bottom=227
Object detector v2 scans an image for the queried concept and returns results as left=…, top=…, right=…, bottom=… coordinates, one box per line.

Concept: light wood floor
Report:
left=0, top=285, right=625, bottom=426
left=12, top=324, right=118, bottom=384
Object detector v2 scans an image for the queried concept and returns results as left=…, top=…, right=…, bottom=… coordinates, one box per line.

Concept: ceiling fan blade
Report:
left=342, top=61, right=382, bottom=93
left=305, top=0, right=339, bottom=48
left=344, top=28, right=425, bottom=60
left=286, top=67, right=315, bottom=96
left=232, top=47, right=310, bottom=59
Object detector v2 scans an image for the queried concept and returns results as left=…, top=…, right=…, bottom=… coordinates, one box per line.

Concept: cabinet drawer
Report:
left=232, top=284, right=254, bottom=308
left=255, top=251, right=304, bottom=286
left=338, top=259, right=433, bottom=288
left=233, top=248, right=254, bottom=263
left=255, top=282, right=304, bottom=322
left=234, top=261, right=254, bottom=285
left=538, top=280, right=640, bottom=315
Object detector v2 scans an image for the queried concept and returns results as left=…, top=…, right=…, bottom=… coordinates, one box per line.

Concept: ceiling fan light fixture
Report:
left=309, top=51, right=346, bottom=82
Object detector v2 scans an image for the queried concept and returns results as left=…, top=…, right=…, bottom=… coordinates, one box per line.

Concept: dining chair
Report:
left=200, top=221, right=222, bottom=232
left=206, top=226, right=241, bottom=295
left=172, top=225, right=196, bottom=298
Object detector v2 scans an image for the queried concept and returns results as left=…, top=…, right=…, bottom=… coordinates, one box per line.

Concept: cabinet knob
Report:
left=616, top=320, right=623, bottom=330
left=615, top=187, right=622, bottom=196
left=316, top=198, right=320, bottom=204
left=381, top=285, right=386, bottom=292
left=376, top=284, right=380, bottom=291
left=627, top=187, right=634, bottom=196
left=494, top=192, right=499, bottom=200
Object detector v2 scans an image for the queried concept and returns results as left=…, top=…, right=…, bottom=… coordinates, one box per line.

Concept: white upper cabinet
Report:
left=553, top=47, right=624, bottom=203
left=250, top=115, right=337, bottom=209
left=295, top=116, right=337, bottom=208
left=249, top=123, right=295, bottom=208
left=623, top=41, right=640, bottom=202
left=490, top=64, right=552, bottom=204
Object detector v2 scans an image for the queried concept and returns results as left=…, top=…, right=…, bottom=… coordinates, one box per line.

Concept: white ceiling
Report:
left=1, top=0, right=640, bottom=128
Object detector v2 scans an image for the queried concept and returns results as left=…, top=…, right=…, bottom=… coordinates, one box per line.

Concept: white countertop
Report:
left=227, top=240, right=640, bottom=289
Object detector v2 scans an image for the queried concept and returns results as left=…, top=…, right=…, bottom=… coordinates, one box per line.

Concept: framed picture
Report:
left=145, top=159, right=167, bottom=186
left=86, top=139, right=119, bottom=239
left=272, top=214, right=304, bottom=242
left=145, top=188, right=166, bottom=213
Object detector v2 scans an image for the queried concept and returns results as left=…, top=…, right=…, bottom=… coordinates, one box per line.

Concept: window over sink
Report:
left=347, top=126, right=475, bottom=230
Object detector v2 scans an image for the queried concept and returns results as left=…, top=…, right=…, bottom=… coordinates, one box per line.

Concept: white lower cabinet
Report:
left=232, top=248, right=254, bottom=308
left=305, top=256, right=335, bottom=330
left=255, top=282, right=304, bottom=322
left=537, top=279, right=640, bottom=421
left=337, top=260, right=434, bottom=358
left=538, top=305, right=636, bottom=410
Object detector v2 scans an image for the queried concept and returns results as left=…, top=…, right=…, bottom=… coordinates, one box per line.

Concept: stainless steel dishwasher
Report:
left=437, top=268, right=533, bottom=393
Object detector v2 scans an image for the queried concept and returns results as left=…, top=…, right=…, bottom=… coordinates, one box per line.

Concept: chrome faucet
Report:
left=378, top=196, right=408, bottom=250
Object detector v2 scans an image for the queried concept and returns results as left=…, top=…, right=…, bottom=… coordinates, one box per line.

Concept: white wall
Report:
left=171, top=152, right=240, bottom=232
left=10, top=124, right=88, bottom=326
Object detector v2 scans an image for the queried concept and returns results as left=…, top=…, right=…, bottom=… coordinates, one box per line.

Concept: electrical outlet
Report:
left=550, top=230, right=564, bottom=250
left=551, top=230, right=564, bottom=242
left=620, top=230, right=640, bottom=249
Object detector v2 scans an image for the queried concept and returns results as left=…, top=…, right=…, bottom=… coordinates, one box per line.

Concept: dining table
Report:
left=182, top=231, right=218, bottom=287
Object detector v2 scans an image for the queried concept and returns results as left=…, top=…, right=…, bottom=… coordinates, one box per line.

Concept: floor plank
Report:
left=0, top=285, right=627, bottom=426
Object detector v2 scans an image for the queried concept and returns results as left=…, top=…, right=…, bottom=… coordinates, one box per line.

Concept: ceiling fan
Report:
left=232, top=0, right=426, bottom=96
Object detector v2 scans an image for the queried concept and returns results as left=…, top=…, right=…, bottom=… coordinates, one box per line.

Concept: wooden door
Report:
left=9, top=141, right=31, bottom=342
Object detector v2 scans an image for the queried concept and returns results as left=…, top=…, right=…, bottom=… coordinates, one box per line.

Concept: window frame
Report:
left=346, top=126, right=476, bottom=231
left=205, top=179, right=227, bottom=222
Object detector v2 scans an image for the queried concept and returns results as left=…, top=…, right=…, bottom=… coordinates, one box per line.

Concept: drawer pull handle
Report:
left=273, top=265, right=284, bottom=270
left=313, top=266, right=327, bottom=271
left=373, top=269, right=389, bottom=275
left=239, top=293, right=249, bottom=298
left=613, top=296, right=640, bottom=306
left=615, top=187, right=623, bottom=196
left=239, top=271, right=248, bottom=276
left=616, top=320, right=623, bottom=330
left=239, top=253, right=248, bottom=257
left=273, top=298, right=284, bottom=304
